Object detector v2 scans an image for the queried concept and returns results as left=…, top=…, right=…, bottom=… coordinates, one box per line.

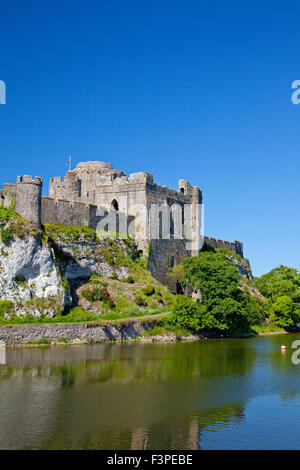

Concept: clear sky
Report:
left=0, top=0, right=299, bottom=276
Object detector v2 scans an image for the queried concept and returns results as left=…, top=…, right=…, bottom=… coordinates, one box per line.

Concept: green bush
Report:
left=81, top=286, right=115, bottom=309
left=142, top=285, right=155, bottom=296
left=210, top=298, right=249, bottom=332
left=171, top=295, right=209, bottom=332
left=171, top=252, right=250, bottom=333
left=267, top=296, right=297, bottom=327
left=0, top=300, right=14, bottom=317
left=255, top=265, right=300, bottom=327
left=121, top=276, right=135, bottom=284
left=0, top=228, right=13, bottom=244
left=243, top=296, right=266, bottom=325
left=134, top=295, right=147, bottom=306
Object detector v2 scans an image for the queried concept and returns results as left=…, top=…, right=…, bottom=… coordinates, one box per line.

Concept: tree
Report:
left=267, top=296, right=295, bottom=327
left=210, top=298, right=249, bottom=332
left=255, top=266, right=300, bottom=326
left=255, top=265, right=300, bottom=303
left=181, top=251, right=243, bottom=309
left=172, top=295, right=209, bottom=331
left=170, top=251, right=249, bottom=332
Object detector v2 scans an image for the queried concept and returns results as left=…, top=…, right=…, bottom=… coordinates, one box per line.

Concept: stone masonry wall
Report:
left=148, top=239, right=189, bottom=292
left=204, top=236, right=243, bottom=257
left=41, top=197, right=98, bottom=228
left=15, top=176, right=42, bottom=228
left=0, top=321, right=156, bottom=345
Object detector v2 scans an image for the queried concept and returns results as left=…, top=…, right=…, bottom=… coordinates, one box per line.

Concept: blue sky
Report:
left=0, top=0, right=299, bottom=276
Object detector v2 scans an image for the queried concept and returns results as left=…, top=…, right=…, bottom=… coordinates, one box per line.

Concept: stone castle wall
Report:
left=41, top=197, right=98, bottom=228
left=148, top=238, right=190, bottom=292
left=0, top=320, right=159, bottom=345
left=0, top=183, right=17, bottom=208
left=204, top=236, right=243, bottom=257
left=0, top=162, right=244, bottom=288
left=15, top=176, right=42, bottom=228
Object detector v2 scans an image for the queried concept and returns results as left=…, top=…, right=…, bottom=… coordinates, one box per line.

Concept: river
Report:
left=0, top=333, right=299, bottom=449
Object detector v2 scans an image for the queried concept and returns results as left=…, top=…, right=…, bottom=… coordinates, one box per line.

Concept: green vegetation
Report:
left=2, top=217, right=297, bottom=337
left=0, top=300, right=14, bottom=317
left=43, top=223, right=97, bottom=242
left=26, top=337, right=51, bottom=345
left=57, top=337, right=69, bottom=343
left=168, top=248, right=300, bottom=335
left=0, top=203, right=15, bottom=243
left=0, top=203, right=41, bottom=242
left=141, top=285, right=155, bottom=296
left=170, top=250, right=250, bottom=333
left=138, top=321, right=192, bottom=338
left=255, top=266, right=300, bottom=328
left=251, top=322, right=285, bottom=334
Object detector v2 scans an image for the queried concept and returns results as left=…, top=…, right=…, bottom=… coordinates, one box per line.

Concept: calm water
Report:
left=0, top=334, right=300, bottom=450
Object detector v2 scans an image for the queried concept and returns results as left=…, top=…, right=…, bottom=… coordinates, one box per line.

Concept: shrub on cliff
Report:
left=81, top=286, right=115, bottom=308
left=0, top=300, right=14, bottom=317
left=141, top=285, right=155, bottom=296
left=180, top=251, right=243, bottom=309
left=170, top=251, right=250, bottom=332
left=134, top=295, right=147, bottom=307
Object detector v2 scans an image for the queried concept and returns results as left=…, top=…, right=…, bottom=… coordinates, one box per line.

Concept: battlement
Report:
left=129, top=172, right=154, bottom=184
left=204, top=236, right=243, bottom=257
left=17, top=175, right=42, bottom=185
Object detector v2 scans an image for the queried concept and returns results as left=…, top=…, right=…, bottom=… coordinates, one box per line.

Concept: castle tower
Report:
left=15, top=176, right=42, bottom=228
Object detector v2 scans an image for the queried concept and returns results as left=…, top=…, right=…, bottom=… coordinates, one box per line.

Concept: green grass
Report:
left=57, top=337, right=69, bottom=343
left=251, top=323, right=285, bottom=334
left=43, top=223, right=97, bottom=241
left=26, top=337, right=51, bottom=345
left=138, top=323, right=194, bottom=337
left=0, top=306, right=171, bottom=326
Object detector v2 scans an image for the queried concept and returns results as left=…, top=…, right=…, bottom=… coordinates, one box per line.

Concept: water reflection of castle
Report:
left=0, top=343, right=252, bottom=450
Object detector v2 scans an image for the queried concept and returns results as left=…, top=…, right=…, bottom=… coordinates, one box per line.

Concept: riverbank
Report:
left=0, top=320, right=290, bottom=346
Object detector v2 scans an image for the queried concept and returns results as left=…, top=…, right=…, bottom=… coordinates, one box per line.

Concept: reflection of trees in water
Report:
left=0, top=341, right=255, bottom=449
left=0, top=340, right=256, bottom=384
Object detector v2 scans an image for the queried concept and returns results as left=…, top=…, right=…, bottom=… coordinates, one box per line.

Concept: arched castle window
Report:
left=180, top=188, right=185, bottom=194
left=111, top=199, right=119, bottom=211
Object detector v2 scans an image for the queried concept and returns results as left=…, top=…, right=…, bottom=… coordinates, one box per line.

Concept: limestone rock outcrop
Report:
left=0, top=235, right=67, bottom=317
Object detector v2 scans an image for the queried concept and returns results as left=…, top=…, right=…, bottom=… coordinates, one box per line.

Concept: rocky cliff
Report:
left=0, top=210, right=173, bottom=319
left=0, top=217, right=67, bottom=317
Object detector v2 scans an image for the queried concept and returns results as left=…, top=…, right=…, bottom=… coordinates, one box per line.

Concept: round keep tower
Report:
left=15, top=176, right=42, bottom=228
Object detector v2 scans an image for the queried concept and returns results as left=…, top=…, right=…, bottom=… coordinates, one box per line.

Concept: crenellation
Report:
left=204, top=236, right=243, bottom=257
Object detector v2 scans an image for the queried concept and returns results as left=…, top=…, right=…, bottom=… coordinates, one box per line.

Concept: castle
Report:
left=0, top=161, right=243, bottom=291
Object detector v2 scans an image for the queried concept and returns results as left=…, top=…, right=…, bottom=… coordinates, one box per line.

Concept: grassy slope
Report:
left=0, top=222, right=175, bottom=325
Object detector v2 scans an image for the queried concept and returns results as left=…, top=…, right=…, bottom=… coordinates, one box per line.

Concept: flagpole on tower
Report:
left=67, top=156, right=72, bottom=172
